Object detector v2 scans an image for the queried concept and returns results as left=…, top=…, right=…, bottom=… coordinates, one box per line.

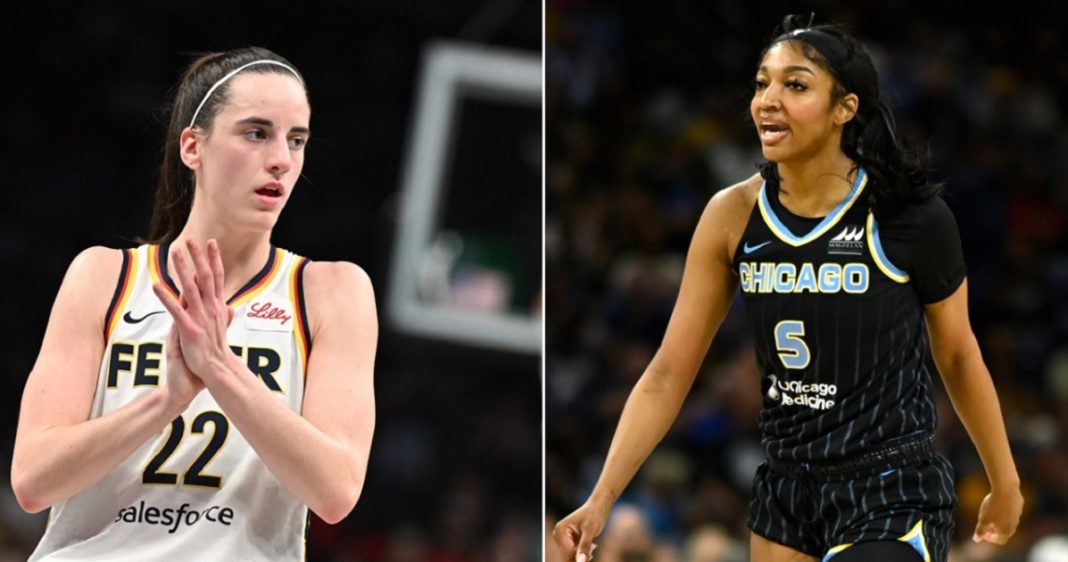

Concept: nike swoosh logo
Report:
left=123, top=311, right=165, bottom=324
left=743, top=240, right=771, bottom=254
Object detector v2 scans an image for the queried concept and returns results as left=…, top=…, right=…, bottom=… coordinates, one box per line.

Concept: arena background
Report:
left=0, top=2, right=542, bottom=561
left=546, top=2, right=1068, bottom=561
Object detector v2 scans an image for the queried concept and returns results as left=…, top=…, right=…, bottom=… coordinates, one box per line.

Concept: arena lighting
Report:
left=388, top=42, right=541, bottom=353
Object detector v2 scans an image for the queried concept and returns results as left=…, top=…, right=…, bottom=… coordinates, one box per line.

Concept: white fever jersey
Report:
left=31, top=243, right=313, bottom=562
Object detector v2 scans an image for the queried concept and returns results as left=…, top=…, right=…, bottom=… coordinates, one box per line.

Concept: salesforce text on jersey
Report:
left=114, top=501, right=234, bottom=534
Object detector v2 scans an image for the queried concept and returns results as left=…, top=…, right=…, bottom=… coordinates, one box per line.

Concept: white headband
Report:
left=188, top=59, right=303, bottom=128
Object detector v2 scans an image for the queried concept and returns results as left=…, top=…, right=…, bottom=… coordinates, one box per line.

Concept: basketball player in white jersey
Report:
left=12, top=47, right=376, bottom=561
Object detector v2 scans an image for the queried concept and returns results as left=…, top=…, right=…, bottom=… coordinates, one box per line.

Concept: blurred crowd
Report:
left=545, top=1, right=1068, bottom=561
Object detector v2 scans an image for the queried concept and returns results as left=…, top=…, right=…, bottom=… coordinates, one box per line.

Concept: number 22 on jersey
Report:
left=143, top=412, right=229, bottom=489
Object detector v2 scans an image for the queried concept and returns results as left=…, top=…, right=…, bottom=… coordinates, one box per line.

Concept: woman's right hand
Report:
left=553, top=500, right=609, bottom=562
left=157, top=284, right=235, bottom=413
left=161, top=316, right=204, bottom=413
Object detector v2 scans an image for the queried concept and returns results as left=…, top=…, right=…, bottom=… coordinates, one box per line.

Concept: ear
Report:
left=179, top=127, right=202, bottom=171
left=835, top=93, right=859, bottom=126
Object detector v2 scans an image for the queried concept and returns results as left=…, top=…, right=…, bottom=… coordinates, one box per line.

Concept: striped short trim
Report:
left=748, top=455, right=957, bottom=561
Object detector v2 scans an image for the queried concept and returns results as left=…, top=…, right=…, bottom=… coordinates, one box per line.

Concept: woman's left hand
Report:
left=153, top=239, right=235, bottom=383
left=973, top=487, right=1023, bottom=545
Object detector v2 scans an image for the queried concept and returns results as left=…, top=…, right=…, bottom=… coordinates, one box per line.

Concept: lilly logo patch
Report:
left=243, top=301, right=293, bottom=332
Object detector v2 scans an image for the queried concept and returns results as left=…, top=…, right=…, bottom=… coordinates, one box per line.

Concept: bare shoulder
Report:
left=707, top=173, right=761, bottom=216
left=70, top=246, right=125, bottom=277
left=65, top=246, right=127, bottom=303
left=694, top=174, right=762, bottom=262
left=301, top=261, right=377, bottom=338
left=40, top=246, right=127, bottom=352
left=302, top=261, right=375, bottom=299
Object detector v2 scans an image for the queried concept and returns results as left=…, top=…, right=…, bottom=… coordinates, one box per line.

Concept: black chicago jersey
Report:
left=731, top=169, right=965, bottom=462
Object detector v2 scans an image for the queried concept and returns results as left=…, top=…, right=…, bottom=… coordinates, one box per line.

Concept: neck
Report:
left=775, top=149, right=856, bottom=218
left=171, top=217, right=273, bottom=298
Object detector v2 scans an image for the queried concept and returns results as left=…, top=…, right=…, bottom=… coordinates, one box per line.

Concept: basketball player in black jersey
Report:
left=553, top=15, right=1022, bottom=562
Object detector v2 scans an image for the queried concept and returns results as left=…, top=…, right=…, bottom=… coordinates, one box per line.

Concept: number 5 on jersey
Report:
left=774, top=320, right=810, bottom=369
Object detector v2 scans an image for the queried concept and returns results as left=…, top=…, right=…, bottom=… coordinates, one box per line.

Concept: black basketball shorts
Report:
left=747, top=454, right=958, bottom=561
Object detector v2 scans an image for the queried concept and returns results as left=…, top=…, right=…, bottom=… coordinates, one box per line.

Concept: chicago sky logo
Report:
left=828, top=225, right=864, bottom=255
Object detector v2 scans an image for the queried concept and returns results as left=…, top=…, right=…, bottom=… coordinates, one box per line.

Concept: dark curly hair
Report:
left=756, top=14, right=941, bottom=204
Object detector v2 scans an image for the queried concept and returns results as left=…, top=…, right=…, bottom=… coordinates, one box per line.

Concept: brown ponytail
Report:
left=145, top=47, right=305, bottom=243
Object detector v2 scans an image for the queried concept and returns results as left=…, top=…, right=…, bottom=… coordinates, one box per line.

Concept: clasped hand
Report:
left=152, top=239, right=236, bottom=408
